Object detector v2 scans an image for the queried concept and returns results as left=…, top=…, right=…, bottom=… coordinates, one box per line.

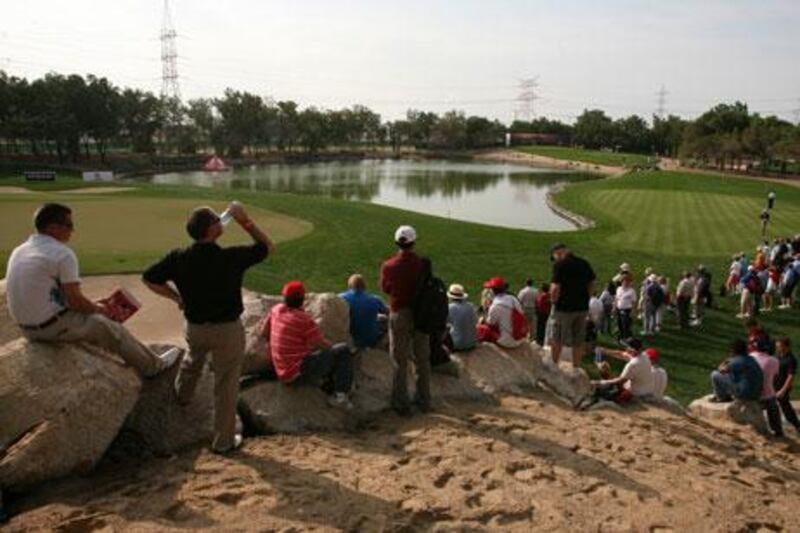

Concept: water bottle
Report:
left=219, top=209, right=233, bottom=226
left=594, top=346, right=604, bottom=363
left=219, top=201, right=241, bottom=226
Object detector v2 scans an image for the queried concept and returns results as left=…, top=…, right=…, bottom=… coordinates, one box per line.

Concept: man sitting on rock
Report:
left=591, top=337, right=655, bottom=404
left=5, top=203, right=180, bottom=376
left=262, top=281, right=354, bottom=409
left=445, top=283, right=477, bottom=352
left=483, top=277, right=526, bottom=349
left=339, top=274, right=388, bottom=350
left=710, top=339, right=763, bottom=405
left=143, top=202, right=274, bottom=454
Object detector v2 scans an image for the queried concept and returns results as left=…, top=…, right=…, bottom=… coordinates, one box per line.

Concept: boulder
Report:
left=531, top=345, right=592, bottom=406
left=451, top=343, right=539, bottom=396
left=110, top=346, right=216, bottom=456
left=689, top=394, right=769, bottom=433
left=0, top=339, right=141, bottom=491
left=0, top=282, right=20, bottom=347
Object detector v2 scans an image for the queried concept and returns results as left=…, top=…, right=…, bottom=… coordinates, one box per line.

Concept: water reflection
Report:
left=152, top=159, right=592, bottom=231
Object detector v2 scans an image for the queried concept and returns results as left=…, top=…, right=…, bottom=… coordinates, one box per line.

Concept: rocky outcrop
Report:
left=0, top=339, right=141, bottom=490
left=238, top=342, right=551, bottom=434
left=689, top=395, right=769, bottom=433
left=111, top=346, right=216, bottom=457
left=531, top=346, right=593, bottom=406
left=0, top=282, right=20, bottom=346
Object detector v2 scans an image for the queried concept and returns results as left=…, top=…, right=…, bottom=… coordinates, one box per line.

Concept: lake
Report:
left=151, top=159, right=592, bottom=231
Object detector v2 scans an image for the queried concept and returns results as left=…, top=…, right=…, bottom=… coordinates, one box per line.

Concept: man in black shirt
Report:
left=549, top=243, right=596, bottom=368
left=775, top=337, right=800, bottom=432
left=143, top=202, right=274, bottom=453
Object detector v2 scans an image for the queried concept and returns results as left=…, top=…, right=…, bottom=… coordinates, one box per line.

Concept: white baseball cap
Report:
left=394, top=225, right=417, bottom=244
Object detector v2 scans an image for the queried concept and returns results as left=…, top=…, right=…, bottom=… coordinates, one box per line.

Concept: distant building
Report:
left=507, top=132, right=568, bottom=146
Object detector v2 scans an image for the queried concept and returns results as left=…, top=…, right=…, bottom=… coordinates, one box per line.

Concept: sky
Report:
left=2, top=0, right=799, bottom=124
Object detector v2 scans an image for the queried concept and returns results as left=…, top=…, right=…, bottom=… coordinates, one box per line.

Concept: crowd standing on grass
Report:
left=5, top=199, right=800, bottom=524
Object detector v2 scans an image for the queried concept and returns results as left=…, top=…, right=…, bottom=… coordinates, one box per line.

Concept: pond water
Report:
left=151, top=159, right=591, bottom=231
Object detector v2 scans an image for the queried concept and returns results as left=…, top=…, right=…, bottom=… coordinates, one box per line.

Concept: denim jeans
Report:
left=295, top=343, right=353, bottom=394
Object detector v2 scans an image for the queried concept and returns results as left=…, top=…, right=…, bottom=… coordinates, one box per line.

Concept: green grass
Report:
left=2, top=169, right=799, bottom=405
left=515, top=145, right=654, bottom=168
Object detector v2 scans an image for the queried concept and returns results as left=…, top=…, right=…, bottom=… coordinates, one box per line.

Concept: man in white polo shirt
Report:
left=4, top=203, right=179, bottom=376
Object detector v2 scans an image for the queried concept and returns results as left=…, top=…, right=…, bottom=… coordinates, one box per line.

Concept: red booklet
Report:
left=103, top=287, right=141, bottom=323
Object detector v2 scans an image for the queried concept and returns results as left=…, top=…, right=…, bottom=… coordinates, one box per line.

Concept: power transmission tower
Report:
left=160, top=0, right=181, bottom=100
left=655, top=85, right=668, bottom=118
left=515, top=77, right=539, bottom=122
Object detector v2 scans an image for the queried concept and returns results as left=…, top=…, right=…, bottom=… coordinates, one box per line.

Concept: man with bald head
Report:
left=339, top=273, right=388, bottom=349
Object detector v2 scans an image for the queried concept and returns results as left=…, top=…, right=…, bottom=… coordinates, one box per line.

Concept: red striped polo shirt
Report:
left=266, top=303, right=323, bottom=382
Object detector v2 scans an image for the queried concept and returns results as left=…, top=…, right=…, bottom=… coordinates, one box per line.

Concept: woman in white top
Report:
left=614, top=277, right=637, bottom=340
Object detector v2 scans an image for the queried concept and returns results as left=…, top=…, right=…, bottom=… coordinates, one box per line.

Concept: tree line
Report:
left=1, top=71, right=799, bottom=173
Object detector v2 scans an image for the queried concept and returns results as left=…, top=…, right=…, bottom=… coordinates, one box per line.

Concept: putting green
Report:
left=0, top=194, right=313, bottom=259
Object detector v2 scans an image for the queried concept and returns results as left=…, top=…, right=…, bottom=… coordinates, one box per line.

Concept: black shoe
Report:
left=212, top=434, right=243, bottom=455
left=392, top=403, right=412, bottom=417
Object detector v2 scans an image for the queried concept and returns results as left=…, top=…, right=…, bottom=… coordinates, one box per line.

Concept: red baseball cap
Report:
left=282, top=281, right=305, bottom=299
left=644, top=348, right=659, bottom=365
left=483, top=277, right=507, bottom=291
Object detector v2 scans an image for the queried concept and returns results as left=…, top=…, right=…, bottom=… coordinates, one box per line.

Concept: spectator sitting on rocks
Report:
left=483, top=277, right=526, bottom=349
left=749, top=337, right=783, bottom=437
left=710, top=339, right=763, bottom=404
left=774, top=337, right=800, bottom=434
left=591, top=337, right=655, bottom=403
left=262, top=281, right=354, bottom=410
left=517, top=278, right=538, bottom=341
left=645, top=348, right=668, bottom=400
left=445, top=284, right=477, bottom=352
left=6, top=203, right=181, bottom=377
left=339, top=273, right=388, bottom=350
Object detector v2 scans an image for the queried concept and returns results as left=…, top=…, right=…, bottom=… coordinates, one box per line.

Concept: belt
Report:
left=19, top=309, right=69, bottom=331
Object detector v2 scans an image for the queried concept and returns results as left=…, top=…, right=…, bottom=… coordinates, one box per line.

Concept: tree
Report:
left=430, top=110, right=468, bottom=149
left=405, top=110, right=438, bottom=149
left=652, top=115, right=686, bottom=157
left=612, top=115, right=651, bottom=153
left=214, top=89, right=268, bottom=157
left=276, top=100, right=299, bottom=151
left=82, top=76, right=121, bottom=161
left=118, top=89, right=163, bottom=154
left=573, top=109, right=615, bottom=149
left=296, top=107, right=331, bottom=153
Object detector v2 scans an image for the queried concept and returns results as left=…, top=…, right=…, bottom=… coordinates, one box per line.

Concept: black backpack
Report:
left=412, top=258, right=449, bottom=334
left=647, top=283, right=665, bottom=307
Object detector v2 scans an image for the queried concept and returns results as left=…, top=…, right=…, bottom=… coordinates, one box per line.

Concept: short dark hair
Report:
left=778, top=337, right=791, bottom=348
left=525, top=278, right=533, bottom=286
left=34, top=203, right=72, bottom=232
left=540, top=283, right=550, bottom=292
left=284, top=294, right=304, bottom=309
left=730, top=338, right=748, bottom=355
left=397, top=240, right=415, bottom=250
left=186, top=207, right=219, bottom=241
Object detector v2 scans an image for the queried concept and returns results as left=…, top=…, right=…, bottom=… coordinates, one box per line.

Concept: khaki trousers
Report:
left=178, top=320, right=245, bottom=451
left=21, top=310, right=161, bottom=376
left=389, top=308, right=431, bottom=409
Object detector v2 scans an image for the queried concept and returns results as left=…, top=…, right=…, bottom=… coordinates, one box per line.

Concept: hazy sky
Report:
left=2, top=0, right=799, bottom=124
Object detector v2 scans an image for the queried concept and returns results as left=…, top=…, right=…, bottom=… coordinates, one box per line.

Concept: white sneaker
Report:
left=327, top=393, right=354, bottom=410
left=213, top=434, right=243, bottom=455
left=157, top=347, right=182, bottom=371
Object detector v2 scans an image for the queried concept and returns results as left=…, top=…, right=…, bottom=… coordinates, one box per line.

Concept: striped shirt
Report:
left=266, top=303, right=323, bottom=383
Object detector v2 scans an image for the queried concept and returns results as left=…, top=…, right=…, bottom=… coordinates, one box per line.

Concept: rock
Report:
left=688, top=394, right=777, bottom=435
left=452, top=343, right=539, bottom=396
left=110, top=346, right=215, bottom=456
left=532, top=345, right=592, bottom=406
left=0, top=339, right=141, bottom=491
left=0, top=282, right=20, bottom=346
left=688, top=395, right=770, bottom=433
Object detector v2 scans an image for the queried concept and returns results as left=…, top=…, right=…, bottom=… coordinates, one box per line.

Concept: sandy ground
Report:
left=475, top=149, right=629, bottom=177
left=4, top=391, right=800, bottom=531
left=4, top=275, right=800, bottom=531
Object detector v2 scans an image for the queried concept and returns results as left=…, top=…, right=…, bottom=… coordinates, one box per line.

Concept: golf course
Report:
left=2, top=163, right=799, bottom=404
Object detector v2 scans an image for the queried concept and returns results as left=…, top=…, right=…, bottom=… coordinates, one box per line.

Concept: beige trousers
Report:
left=389, top=308, right=431, bottom=409
left=21, top=310, right=161, bottom=376
left=178, top=320, right=245, bottom=451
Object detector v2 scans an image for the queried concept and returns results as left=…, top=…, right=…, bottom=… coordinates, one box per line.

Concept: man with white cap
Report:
left=380, top=225, right=431, bottom=415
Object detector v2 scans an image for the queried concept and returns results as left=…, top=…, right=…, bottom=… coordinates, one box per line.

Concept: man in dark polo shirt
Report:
left=143, top=202, right=274, bottom=453
left=380, top=225, right=431, bottom=415
left=549, top=243, right=596, bottom=368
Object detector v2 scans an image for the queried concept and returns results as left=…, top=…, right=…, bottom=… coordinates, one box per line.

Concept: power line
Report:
left=160, top=0, right=181, bottom=100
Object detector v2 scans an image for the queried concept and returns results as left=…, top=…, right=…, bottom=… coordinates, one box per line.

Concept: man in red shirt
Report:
left=380, top=225, right=431, bottom=415
left=262, top=281, right=354, bottom=409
